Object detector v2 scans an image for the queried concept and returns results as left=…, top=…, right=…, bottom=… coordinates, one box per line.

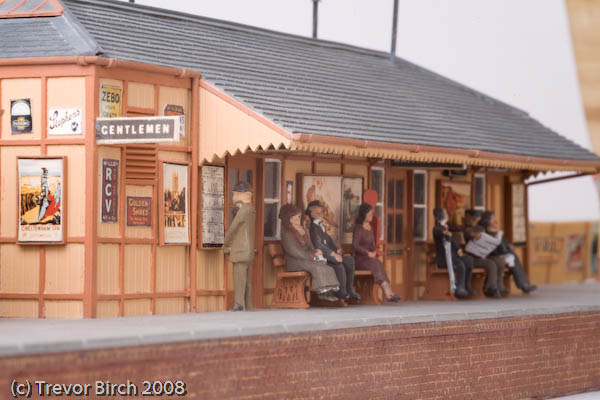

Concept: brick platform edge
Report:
left=1, top=312, right=600, bottom=399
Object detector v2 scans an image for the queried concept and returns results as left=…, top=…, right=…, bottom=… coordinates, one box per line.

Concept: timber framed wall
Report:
left=0, top=64, right=91, bottom=318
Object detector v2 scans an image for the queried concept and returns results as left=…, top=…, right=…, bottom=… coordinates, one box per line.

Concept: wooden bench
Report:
left=421, top=243, right=510, bottom=301
left=268, top=243, right=382, bottom=308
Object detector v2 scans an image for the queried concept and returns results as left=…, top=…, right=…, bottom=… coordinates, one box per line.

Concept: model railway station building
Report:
left=1, top=0, right=599, bottom=318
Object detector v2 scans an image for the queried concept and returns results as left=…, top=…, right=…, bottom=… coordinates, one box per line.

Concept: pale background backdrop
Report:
left=119, top=0, right=599, bottom=222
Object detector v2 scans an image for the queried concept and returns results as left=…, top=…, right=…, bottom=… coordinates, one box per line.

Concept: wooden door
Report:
left=385, top=168, right=412, bottom=299
left=226, top=155, right=263, bottom=309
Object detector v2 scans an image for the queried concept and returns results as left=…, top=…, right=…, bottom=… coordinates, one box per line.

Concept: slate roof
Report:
left=2, top=0, right=599, bottom=163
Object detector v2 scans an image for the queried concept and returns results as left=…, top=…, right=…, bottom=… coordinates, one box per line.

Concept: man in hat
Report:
left=306, top=200, right=360, bottom=302
left=223, top=181, right=256, bottom=311
left=478, top=211, right=537, bottom=294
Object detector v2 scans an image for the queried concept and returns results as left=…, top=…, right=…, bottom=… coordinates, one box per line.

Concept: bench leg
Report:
left=271, top=275, right=310, bottom=309
left=355, top=275, right=382, bottom=305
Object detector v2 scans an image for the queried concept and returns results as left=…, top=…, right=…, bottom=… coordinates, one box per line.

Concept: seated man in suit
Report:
left=306, top=200, right=360, bottom=302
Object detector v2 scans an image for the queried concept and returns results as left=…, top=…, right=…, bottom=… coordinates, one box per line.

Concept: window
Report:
left=474, top=173, right=486, bottom=211
left=264, top=159, right=281, bottom=240
left=413, top=170, right=427, bottom=241
left=370, top=166, right=385, bottom=241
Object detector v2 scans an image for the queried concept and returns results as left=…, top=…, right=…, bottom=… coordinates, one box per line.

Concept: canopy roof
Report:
left=1, top=0, right=599, bottom=171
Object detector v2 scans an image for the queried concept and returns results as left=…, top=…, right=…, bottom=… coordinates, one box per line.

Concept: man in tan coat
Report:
left=223, top=181, right=255, bottom=311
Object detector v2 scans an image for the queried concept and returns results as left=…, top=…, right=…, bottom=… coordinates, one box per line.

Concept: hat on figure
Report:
left=433, top=208, right=445, bottom=222
left=305, top=200, right=323, bottom=216
left=232, top=181, right=252, bottom=193
left=479, top=210, right=494, bottom=229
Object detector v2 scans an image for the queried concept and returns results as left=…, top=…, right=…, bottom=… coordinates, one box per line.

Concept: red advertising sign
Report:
left=101, top=159, right=119, bottom=222
left=126, top=196, right=152, bottom=226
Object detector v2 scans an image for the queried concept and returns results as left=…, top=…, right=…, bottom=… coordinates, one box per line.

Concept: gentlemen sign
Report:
left=95, top=116, right=181, bottom=144
left=101, top=159, right=119, bottom=222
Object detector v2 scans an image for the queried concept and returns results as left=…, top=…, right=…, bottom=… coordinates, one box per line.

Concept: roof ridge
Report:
left=63, top=0, right=392, bottom=59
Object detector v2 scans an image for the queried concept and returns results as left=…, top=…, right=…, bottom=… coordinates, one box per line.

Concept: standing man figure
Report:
left=223, top=181, right=255, bottom=311
left=306, top=200, right=360, bottom=302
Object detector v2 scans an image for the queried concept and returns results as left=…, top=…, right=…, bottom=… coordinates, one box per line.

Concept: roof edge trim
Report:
left=0, top=56, right=201, bottom=78
left=291, top=133, right=600, bottom=173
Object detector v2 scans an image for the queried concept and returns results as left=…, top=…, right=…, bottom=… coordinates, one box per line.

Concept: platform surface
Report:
left=1, top=282, right=598, bottom=357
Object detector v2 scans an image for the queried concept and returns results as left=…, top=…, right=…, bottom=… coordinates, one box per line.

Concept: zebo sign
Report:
left=95, top=116, right=182, bottom=144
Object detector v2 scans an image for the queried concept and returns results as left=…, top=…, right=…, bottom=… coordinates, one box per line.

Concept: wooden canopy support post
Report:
left=189, top=76, right=200, bottom=312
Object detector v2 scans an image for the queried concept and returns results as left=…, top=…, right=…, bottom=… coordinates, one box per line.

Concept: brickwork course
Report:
left=1, top=284, right=600, bottom=399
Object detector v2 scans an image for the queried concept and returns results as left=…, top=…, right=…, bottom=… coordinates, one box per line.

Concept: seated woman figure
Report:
left=463, top=209, right=506, bottom=297
left=352, top=203, right=402, bottom=302
left=432, top=208, right=474, bottom=298
left=279, top=204, right=340, bottom=302
left=478, top=211, right=537, bottom=294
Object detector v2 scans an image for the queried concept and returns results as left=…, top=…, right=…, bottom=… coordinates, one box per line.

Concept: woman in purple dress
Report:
left=352, top=203, right=402, bottom=303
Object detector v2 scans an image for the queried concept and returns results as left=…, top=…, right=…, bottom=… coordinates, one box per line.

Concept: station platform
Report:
left=1, top=282, right=599, bottom=399
left=1, top=282, right=599, bottom=357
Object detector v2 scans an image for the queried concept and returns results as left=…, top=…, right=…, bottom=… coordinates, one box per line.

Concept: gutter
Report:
left=0, top=56, right=201, bottom=79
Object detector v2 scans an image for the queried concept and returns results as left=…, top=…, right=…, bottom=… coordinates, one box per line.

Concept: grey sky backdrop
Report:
left=120, top=0, right=599, bottom=221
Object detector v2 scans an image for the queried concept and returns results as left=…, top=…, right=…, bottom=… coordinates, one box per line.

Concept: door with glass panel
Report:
left=385, top=168, right=412, bottom=299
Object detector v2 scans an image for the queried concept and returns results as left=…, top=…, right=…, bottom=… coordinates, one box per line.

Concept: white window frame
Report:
left=370, top=166, right=385, bottom=241
left=413, top=169, right=428, bottom=241
left=264, top=158, right=281, bottom=240
left=473, top=173, right=486, bottom=211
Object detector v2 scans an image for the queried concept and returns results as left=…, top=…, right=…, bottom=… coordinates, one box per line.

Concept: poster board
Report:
left=298, top=175, right=363, bottom=244
left=436, top=179, right=471, bottom=229
left=160, top=162, right=190, bottom=245
left=17, top=156, right=66, bottom=244
left=200, top=165, right=225, bottom=248
left=510, top=183, right=527, bottom=244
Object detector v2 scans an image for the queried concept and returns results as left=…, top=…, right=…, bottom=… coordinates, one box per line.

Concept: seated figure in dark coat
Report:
left=306, top=200, right=360, bottom=302
left=478, top=211, right=537, bottom=294
left=432, top=208, right=474, bottom=298
left=463, top=209, right=506, bottom=298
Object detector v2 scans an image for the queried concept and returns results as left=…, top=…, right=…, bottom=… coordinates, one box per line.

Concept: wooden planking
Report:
left=344, top=163, right=368, bottom=179
left=124, top=185, right=153, bottom=239
left=262, top=244, right=276, bottom=299
left=315, top=161, right=341, bottom=175
left=47, top=145, right=86, bottom=237
left=97, top=146, right=121, bottom=238
left=0, top=299, right=37, bottom=317
left=44, top=244, right=84, bottom=294
left=195, top=295, right=223, bottom=312
left=1, top=145, right=40, bottom=236
left=154, top=297, right=185, bottom=314
left=158, top=150, right=188, bottom=164
left=427, top=170, right=442, bottom=241
left=155, top=245, right=186, bottom=292
left=123, top=298, right=151, bottom=316
left=0, top=244, right=39, bottom=293
left=96, top=300, right=119, bottom=318
left=46, top=77, right=85, bottom=139
left=123, top=244, right=152, bottom=294
left=127, top=82, right=154, bottom=109
left=283, top=159, right=311, bottom=201
left=158, top=85, right=191, bottom=146
left=96, top=244, right=119, bottom=295
left=1, top=78, right=42, bottom=140
left=44, top=300, right=83, bottom=318
left=198, top=87, right=290, bottom=163
left=196, top=249, right=224, bottom=290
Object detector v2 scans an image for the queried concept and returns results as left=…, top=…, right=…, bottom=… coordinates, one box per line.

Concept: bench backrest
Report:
left=267, top=243, right=286, bottom=273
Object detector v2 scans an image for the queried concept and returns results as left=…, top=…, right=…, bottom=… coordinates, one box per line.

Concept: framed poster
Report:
left=11, top=99, right=32, bottom=134
left=160, top=162, right=190, bottom=244
left=299, top=175, right=343, bottom=243
left=100, top=158, right=119, bottom=223
left=126, top=197, right=152, bottom=226
left=510, top=183, right=527, bottom=244
left=341, top=177, right=363, bottom=244
left=200, top=165, right=225, bottom=248
left=99, top=83, right=122, bottom=118
left=436, top=180, right=471, bottom=229
left=17, top=157, right=66, bottom=244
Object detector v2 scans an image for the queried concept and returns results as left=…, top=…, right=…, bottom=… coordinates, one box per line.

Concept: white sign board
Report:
left=48, top=108, right=83, bottom=135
